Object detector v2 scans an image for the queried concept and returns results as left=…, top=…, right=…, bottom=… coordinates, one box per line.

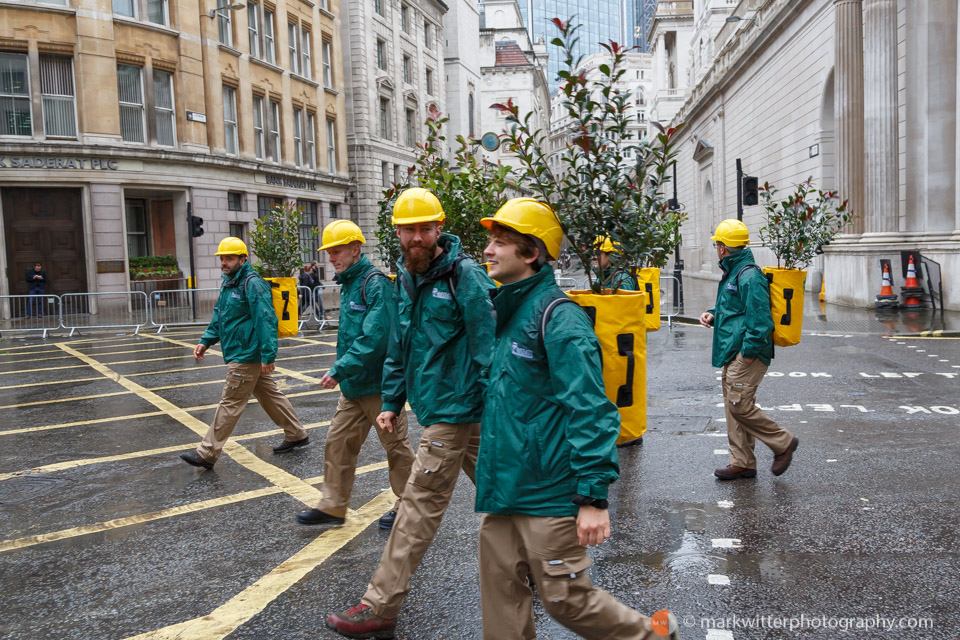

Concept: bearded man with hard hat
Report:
left=326, top=188, right=496, bottom=639
left=180, top=237, right=309, bottom=470
left=700, top=220, right=798, bottom=480
left=473, top=198, right=660, bottom=640
left=593, top=235, right=638, bottom=291
left=295, top=220, right=415, bottom=530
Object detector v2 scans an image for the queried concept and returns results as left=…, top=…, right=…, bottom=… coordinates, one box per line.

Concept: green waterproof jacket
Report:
left=597, top=265, right=638, bottom=291
left=327, top=254, right=395, bottom=400
left=476, top=265, right=621, bottom=517
left=200, top=261, right=279, bottom=364
left=709, top=248, right=774, bottom=368
left=381, top=233, right=496, bottom=425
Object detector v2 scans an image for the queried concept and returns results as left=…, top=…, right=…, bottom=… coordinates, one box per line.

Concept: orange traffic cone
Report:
left=900, top=254, right=924, bottom=309
left=875, top=263, right=898, bottom=310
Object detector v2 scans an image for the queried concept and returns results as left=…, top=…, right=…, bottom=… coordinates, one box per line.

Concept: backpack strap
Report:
left=538, top=296, right=578, bottom=352
left=360, top=270, right=390, bottom=306
left=733, top=264, right=766, bottom=291
left=446, top=253, right=469, bottom=298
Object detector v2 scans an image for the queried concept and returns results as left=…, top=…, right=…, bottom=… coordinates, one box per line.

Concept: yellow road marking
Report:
left=0, top=421, right=331, bottom=481
left=0, top=353, right=79, bottom=364
left=0, top=374, right=108, bottom=391
left=0, top=462, right=388, bottom=554
left=0, top=411, right=167, bottom=437
left=0, top=363, right=92, bottom=375
left=124, top=489, right=396, bottom=640
left=53, top=344, right=323, bottom=506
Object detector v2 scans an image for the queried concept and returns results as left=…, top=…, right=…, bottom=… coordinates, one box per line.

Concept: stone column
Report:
left=862, top=0, right=899, bottom=233
left=834, top=0, right=864, bottom=233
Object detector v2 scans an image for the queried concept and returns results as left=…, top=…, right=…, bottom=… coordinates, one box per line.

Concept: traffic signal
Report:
left=742, top=176, right=759, bottom=206
left=190, top=215, right=205, bottom=238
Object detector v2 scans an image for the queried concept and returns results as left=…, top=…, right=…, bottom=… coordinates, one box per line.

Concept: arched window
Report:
left=468, top=93, right=475, bottom=136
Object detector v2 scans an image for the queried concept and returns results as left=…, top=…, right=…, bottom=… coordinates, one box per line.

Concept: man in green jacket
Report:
left=594, top=235, right=638, bottom=291
left=699, top=219, right=798, bottom=480
left=326, top=188, right=496, bottom=639
left=295, top=220, right=415, bottom=530
left=475, top=199, right=659, bottom=640
left=180, top=237, right=309, bottom=471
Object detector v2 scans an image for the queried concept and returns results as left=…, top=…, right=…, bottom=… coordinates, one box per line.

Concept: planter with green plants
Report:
left=495, top=19, right=685, bottom=445
left=129, top=255, right=183, bottom=280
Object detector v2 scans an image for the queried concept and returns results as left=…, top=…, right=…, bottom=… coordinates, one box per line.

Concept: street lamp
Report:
left=208, top=2, right=244, bottom=19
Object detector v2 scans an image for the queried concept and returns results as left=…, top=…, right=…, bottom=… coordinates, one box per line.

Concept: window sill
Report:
left=323, top=86, right=339, bottom=97
left=0, top=0, right=75, bottom=15
left=290, top=73, right=318, bottom=87
left=218, top=44, right=242, bottom=57
left=318, top=7, right=334, bottom=19
left=250, top=57, right=284, bottom=73
left=399, top=31, right=416, bottom=46
left=113, top=15, right=179, bottom=37
left=298, top=0, right=314, bottom=6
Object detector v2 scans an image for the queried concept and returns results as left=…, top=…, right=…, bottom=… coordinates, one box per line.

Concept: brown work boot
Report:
left=714, top=465, right=757, bottom=480
left=771, top=436, right=799, bottom=476
left=326, top=603, right=396, bottom=639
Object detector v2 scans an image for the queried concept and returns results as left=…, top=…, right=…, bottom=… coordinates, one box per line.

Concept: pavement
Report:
left=0, top=316, right=959, bottom=638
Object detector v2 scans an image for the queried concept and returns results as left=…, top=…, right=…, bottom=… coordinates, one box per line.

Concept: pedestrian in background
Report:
left=180, top=237, right=309, bottom=471
left=476, top=199, right=659, bottom=640
left=700, top=219, right=798, bottom=480
left=325, top=188, right=496, bottom=639
left=25, top=262, right=47, bottom=317
left=309, top=259, right=327, bottom=319
left=298, top=263, right=314, bottom=317
left=296, top=220, right=415, bottom=530
left=593, top=236, right=638, bottom=291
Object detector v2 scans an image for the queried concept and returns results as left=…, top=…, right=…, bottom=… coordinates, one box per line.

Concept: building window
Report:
left=379, top=97, right=390, bottom=139
left=218, top=5, right=233, bottom=46
left=402, top=55, right=411, bottom=84
left=223, top=85, right=238, bottom=155
left=40, top=55, right=76, bottom=139
left=306, top=111, right=316, bottom=170
left=401, top=4, right=410, bottom=33
left=268, top=98, right=281, bottom=162
left=117, top=64, right=145, bottom=143
left=228, top=192, right=244, bottom=211
left=423, top=20, right=431, bottom=48
left=405, top=108, right=415, bottom=147
left=113, top=0, right=167, bottom=25
left=322, top=39, right=333, bottom=88
left=153, top=70, right=176, bottom=147
left=288, top=23, right=300, bottom=75
left=300, top=27, right=311, bottom=79
left=147, top=0, right=168, bottom=26
left=298, top=200, right=319, bottom=262
left=0, top=53, right=32, bottom=137
left=229, top=221, right=245, bottom=240
left=112, top=0, right=135, bottom=18
left=468, top=92, right=474, bottom=137
left=126, top=199, right=148, bottom=258
left=258, top=195, right=283, bottom=219
left=381, top=161, right=389, bottom=186
left=376, top=40, right=386, bottom=71
left=374, top=0, right=382, bottom=16
left=263, top=8, right=276, bottom=64
left=326, top=118, right=337, bottom=172
left=252, top=94, right=265, bottom=159
left=248, top=2, right=261, bottom=58
left=425, top=68, right=433, bottom=95
left=293, top=107, right=303, bottom=167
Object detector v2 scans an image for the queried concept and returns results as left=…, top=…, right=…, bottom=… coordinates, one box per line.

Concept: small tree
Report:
left=758, top=178, right=853, bottom=270
left=493, top=19, right=685, bottom=292
left=248, top=202, right=316, bottom=278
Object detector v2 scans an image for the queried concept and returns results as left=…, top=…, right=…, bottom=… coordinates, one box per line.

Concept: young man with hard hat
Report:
left=295, top=220, right=416, bottom=530
left=326, top=187, right=496, bottom=639
left=700, top=219, right=798, bottom=480
left=475, top=198, right=660, bottom=640
left=594, top=235, right=638, bottom=291
left=180, top=237, right=309, bottom=470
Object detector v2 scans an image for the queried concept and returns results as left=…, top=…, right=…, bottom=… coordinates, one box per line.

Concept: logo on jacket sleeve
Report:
left=511, top=341, right=534, bottom=359
left=349, top=301, right=367, bottom=311
left=431, top=287, right=453, bottom=301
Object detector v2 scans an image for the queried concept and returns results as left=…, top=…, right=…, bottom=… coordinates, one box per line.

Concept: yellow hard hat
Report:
left=214, top=236, right=248, bottom=256
left=594, top=235, right=620, bottom=254
left=481, top=198, right=563, bottom=261
left=711, top=219, right=750, bottom=247
left=319, top=220, right=366, bottom=251
left=392, top=187, right=445, bottom=225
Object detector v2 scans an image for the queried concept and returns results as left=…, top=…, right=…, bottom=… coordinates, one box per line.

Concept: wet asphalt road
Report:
left=0, top=325, right=958, bottom=639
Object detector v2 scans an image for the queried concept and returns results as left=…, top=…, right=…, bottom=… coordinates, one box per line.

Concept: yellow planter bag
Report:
left=637, top=267, right=660, bottom=332
left=565, top=289, right=647, bottom=445
left=264, top=276, right=299, bottom=338
left=761, top=267, right=805, bottom=347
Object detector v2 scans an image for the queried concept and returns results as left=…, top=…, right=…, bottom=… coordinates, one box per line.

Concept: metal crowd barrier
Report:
left=658, top=275, right=681, bottom=327
left=315, top=285, right=341, bottom=331
left=297, top=285, right=314, bottom=330
left=0, top=294, right=62, bottom=338
left=149, top=287, right=220, bottom=333
left=60, top=291, right=150, bottom=336
left=555, top=277, right=580, bottom=291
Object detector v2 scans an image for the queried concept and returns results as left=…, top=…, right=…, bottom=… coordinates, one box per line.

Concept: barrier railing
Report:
left=555, top=277, right=580, bottom=291
left=0, top=294, right=62, bottom=338
left=659, top=275, right=681, bottom=327
left=149, top=287, right=220, bottom=332
left=315, top=285, right=341, bottom=330
left=60, top=291, right=150, bottom=336
left=297, top=285, right=315, bottom=330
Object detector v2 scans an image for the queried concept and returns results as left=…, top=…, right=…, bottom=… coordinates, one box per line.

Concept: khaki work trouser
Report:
left=479, top=513, right=657, bottom=640
left=722, top=354, right=795, bottom=469
left=196, top=362, right=308, bottom=463
left=314, top=394, right=416, bottom=518
left=362, top=421, right=481, bottom=618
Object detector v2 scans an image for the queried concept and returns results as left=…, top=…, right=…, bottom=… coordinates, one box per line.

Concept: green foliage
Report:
left=375, top=107, right=513, bottom=265
left=494, top=19, right=685, bottom=293
left=248, top=202, right=317, bottom=278
left=758, top=178, right=854, bottom=270
left=129, top=254, right=181, bottom=279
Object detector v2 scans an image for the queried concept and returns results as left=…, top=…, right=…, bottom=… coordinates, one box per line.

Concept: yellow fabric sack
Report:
left=265, top=276, right=299, bottom=338
left=637, top=267, right=660, bottom=332
left=762, top=267, right=805, bottom=347
left=565, top=289, right=647, bottom=445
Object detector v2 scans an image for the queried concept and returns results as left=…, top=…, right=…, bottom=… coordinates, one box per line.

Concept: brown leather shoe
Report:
left=326, top=603, right=396, bottom=639
left=771, top=436, right=799, bottom=476
left=714, top=465, right=757, bottom=480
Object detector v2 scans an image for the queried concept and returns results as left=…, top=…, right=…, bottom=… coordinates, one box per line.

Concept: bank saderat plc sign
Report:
left=0, top=156, right=120, bottom=170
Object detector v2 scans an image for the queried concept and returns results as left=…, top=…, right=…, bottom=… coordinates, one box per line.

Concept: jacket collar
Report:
left=719, top=247, right=755, bottom=276
left=491, top=265, right=555, bottom=333
left=222, top=260, right=254, bottom=287
left=395, top=232, right=464, bottom=288
left=334, top=254, right=372, bottom=286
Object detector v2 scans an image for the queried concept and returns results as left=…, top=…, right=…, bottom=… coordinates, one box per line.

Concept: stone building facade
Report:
left=662, top=0, right=960, bottom=310
left=0, top=0, right=350, bottom=298
left=443, top=0, right=481, bottom=157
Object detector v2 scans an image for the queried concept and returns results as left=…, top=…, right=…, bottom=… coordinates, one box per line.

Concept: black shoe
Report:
left=273, top=436, right=310, bottom=453
left=180, top=450, right=214, bottom=470
left=378, top=510, right=397, bottom=530
left=295, top=508, right=345, bottom=526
